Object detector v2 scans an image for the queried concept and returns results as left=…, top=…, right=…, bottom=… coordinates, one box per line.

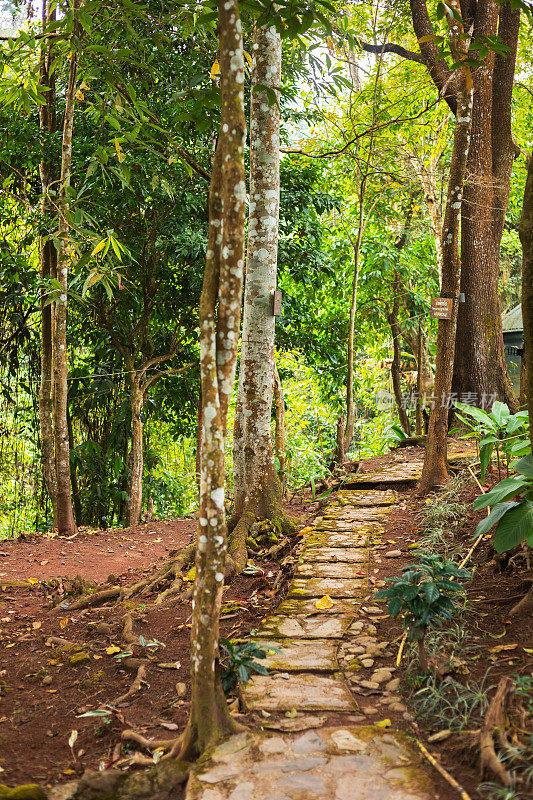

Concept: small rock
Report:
left=362, top=606, right=382, bottom=614
left=360, top=658, right=374, bottom=668
left=42, top=675, right=53, bottom=685
left=68, top=651, right=90, bottom=667
left=93, top=622, right=112, bottom=637
left=359, top=680, right=380, bottom=690
left=390, top=702, right=407, bottom=712
left=175, top=682, right=186, bottom=697
left=428, top=730, right=452, bottom=743
left=403, top=712, right=414, bottom=721
left=386, top=678, right=400, bottom=692
left=361, top=706, right=378, bottom=716
left=385, top=550, right=402, bottom=558
left=370, top=671, right=392, bottom=685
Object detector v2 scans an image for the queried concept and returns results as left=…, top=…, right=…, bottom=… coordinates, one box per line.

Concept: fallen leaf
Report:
left=40, top=560, right=49, bottom=566
left=32, top=621, right=42, bottom=630
left=157, top=661, right=181, bottom=670
left=159, top=721, right=179, bottom=731
left=314, top=595, right=335, bottom=610
left=488, top=644, right=517, bottom=654
left=523, top=648, right=533, bottom=655
left=376, top=719, right=391, bottom=728
left=68, top=730, right=78, bottom=749
left=106, top=645, right=121, bottom=655
left=186, top=566, right=196, bottom=582
left=60, top=618, right=69, bottom=629
left=285, top=708, right=298, bottom=718
left=93, top=655, right=103, bottom=660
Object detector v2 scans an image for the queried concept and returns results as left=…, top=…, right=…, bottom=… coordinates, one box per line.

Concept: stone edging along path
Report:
left=186, top=486, right=437, bottom=800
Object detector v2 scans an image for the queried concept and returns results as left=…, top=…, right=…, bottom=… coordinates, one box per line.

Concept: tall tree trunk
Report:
left=418, top=10, right=473, bottom=494
left=410, top=0, right=519, bottom=410
left=178, top=0, right=246, bottom=761
left=453, top=1, right=520, bottom=411
left=228, top=19, right=295, bottom=573
left=53, top=2, right=79, bottom=535
left=273, top=362, right=287, bottom=493
left=66, top=407, right=82, bottom=526
left=519, top=151, right=533, bottom=454
left=388, top=273, right=411, bottom=436
left=38, top=0, right=57, bottom=522
left=128, top=381, right=144, bottom=527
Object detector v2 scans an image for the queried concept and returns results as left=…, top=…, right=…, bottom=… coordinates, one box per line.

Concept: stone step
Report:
left=300, top=547, right=367, bottom=563
left=295, top=562, right=367, bottom=579
left=335, top=489, right=398, bottom=506
left=307, top=531, right=379, bottom=548
left=186, top=727, right=434, bottom=800
left=288, top=577, right=366, bottom=599
left=276, top=597, right=361, bottom=617
left=345, top=462, right=424, bottom=485
left=251, top=638, right=337, bottom=672
left=241, top=673, right=357, bottom=712
left=257, top=613, right=350, bottom=640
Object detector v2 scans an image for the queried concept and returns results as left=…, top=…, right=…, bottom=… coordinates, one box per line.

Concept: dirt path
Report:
left=0, top=519, right=195, bottom=584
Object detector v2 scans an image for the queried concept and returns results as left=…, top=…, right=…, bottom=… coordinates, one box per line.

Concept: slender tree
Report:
left=519, top=152, right=533, bottom=454
left=228, top=19, right=296, bottom=573
left=38, top=0, right=58, bottom=518
left=177, top=0, right=247, bottom=759
left=418, top=3, right=473, bottom=493
left=53, top=0, right=80, bottom=535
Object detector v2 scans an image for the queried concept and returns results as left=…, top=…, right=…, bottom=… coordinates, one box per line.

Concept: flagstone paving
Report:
left=194, top=473, right=439, bottom=799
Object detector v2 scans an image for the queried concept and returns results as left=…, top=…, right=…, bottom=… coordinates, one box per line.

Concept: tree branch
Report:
left=409, top=0, right=457, bottom=114
left=354, top=38, right=424, bottom=63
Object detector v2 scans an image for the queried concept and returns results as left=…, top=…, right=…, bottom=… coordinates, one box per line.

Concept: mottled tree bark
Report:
left=273, top=362, right=287, bottom=492
left=178, top=0, right=246, bottom=760
left=410, top=0, right=519, bottom=410
left=418, top=6, right=473, bottom=494
left=53, top=1, right=79, bottom=535
left=38, top=0, right=58, bottom=521
left=228, top=20, right=295, bottom=573
left=519, top=150, right=533, bottom=454
left=388, top=273, right=411, bottom=436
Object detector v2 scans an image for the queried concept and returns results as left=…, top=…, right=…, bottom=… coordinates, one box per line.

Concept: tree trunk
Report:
left=416, top=323, right=424, bottom=437
left=38, top=0, right=57, bottom=522
left=53, top=4, right=79, bottom=535
left=66, top=406, right=82, bottom=526
left=418, top=11, right=473, bottom=494
left=519, top=150, right=533, bottom=453
left=273, top=362, right=287, bottom=493
left=128, top=381, right=144, bottom=527
left=410, top=0, right=519, bottom=410
left=228, top=19, right=295, bottom=573
left=178, top=0, right=246, bottom=761
left=388, top=273, right=411, bottom=436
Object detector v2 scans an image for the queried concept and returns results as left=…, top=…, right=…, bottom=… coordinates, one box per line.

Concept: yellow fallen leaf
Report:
left=27, top=578, right=38, bottom=585
left=210, top=59, right=220, bottom=80
left=488, top=644, right=517, bottom=654
left=524, top=648, right=533, bottom=655
left=314, top=595, right=335, bottom=610
left=244, top=50, right=253, bottom=68
left=32, top=621, right=42, bottom=629
left=93, top=655, right=103, bottom=660
left=40, top=560, right=49, bottom=566
left=376, top=719, right=391, bottom=728
left=187, top=566, right=196, bottom=582
left=60, top=618, right=69, bottom=629
left=298, top=527, right=313, bottom=537
left=106, top=645, right=121, bottom=655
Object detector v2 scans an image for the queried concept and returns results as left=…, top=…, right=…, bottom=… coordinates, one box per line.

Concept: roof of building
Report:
left=502, top=304, right=523, bottom=332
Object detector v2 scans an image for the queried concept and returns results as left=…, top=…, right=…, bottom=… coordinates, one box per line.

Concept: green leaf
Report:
left=490, top=401, right=510, bottom=427
left=494, top=500, right=533, bottom=553
left=479, top=441, right=494, bottom=483
left=453, top=402, right=496, bottom=430
left=473, top=475, right=529, bottom=509
left=514, top=454, right=533, bottom=479
left=423, top=582, right=440, bottom=604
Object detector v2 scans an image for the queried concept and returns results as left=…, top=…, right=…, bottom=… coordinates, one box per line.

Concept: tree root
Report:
left=47, top=542, right=197, bottom=614
left=112, top=664, right=148, bottom=707
left=509, top=580, right=533, bottom=617
left=479, top=676, right=513, bottom=786
left=121, top=729, right=178, bottom=752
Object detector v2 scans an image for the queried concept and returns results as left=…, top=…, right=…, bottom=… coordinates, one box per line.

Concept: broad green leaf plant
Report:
left=376, top=554, right=470, bottom=673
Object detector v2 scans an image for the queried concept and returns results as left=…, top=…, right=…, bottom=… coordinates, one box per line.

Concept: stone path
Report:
left=187, top=485, right=437, bottom=799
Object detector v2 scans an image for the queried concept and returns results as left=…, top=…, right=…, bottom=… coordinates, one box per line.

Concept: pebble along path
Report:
left=187, top=484, right=438, bottom=800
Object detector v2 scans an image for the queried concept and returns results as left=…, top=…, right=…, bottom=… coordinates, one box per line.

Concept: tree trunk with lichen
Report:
left=410, top=0, right=519, bottom=410
left=228, top=20, right=295, bottom=574
left=273, top=363, right=287, bottom=493
left=418, top=8, right=473, bottom=494
left=177, top=0, right=246, bottom=761
left=519, top=149, right=533, bottom=455
left=127, top=375, right=144, bottom=527
left=38, top=0, right=58, bottom=522
left=53, top=4, right=79, bottom=535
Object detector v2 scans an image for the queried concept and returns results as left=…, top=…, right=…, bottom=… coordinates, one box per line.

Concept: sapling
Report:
left=376, top=554, right=471, bottom=672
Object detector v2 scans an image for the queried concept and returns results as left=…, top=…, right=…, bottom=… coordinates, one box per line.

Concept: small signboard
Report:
left=431, top=297, right=453, bottom=320
left=273, top=290, right=282, bottom=316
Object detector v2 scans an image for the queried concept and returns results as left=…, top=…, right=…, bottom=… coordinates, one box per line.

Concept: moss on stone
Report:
left=0, top=784, right=48, bottom=800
